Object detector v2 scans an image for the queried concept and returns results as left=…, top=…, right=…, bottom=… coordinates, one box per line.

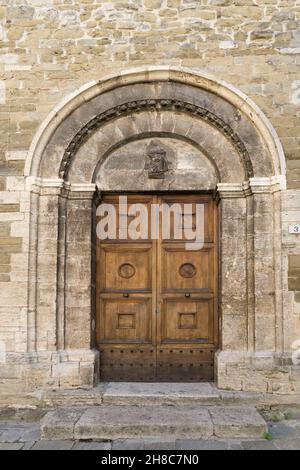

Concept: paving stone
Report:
left=210, top=407, right=268, bottom=439
left=0, top=443, right=24, bottom=450
left=72, top=441, right=111, bottom=450
left=32, top=440, right=75, bottom=450
left=176, top=440, right=228, bottom=450
left=22, top=441, right=36, bottom=450
left=0, top=429, right=24, bottom=443
left=112, top=439, right=144, bottom=450
left=143, top=439, right=176, bottom=450
left=241, top=440, right=278, bottom=451
left=268, top=422, right=298, bottom=439
left=19, top=424, right=40, bottom=442
left=274, top=438, right=300, bottom=450
left=229, top=443, right=244, bottom=450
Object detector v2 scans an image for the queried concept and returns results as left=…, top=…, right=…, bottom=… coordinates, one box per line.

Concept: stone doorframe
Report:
left=23, top=67, right=287, bottom=392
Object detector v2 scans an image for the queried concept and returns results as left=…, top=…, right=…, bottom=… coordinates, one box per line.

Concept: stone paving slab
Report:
left=0, top=428, right=24, bottom=443
left=268, top=421, right=298, bottom=439
left=72, top=441, right=111, bottom=450
left=19, top=424, right=40, bottom=442
left=143, top=439, right=176, bottom=450
left=274, top=438, right=300, bottom=450
left=176, top=439, right=228, bottom=450
left=241, top=440, right=278, bottom=451
left=0, top=442, right=24, bottom=450
left=112, top=439, right=145, bottom=450
left=31, top=440, right=75, bottom=451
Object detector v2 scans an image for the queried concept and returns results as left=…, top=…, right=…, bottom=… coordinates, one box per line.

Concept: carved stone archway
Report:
left=23, top=67, right=286, bottom=392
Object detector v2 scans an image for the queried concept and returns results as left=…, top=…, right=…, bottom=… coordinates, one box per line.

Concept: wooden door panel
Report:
left=100, top=347, right=156, bottom=382
left=100, top=245, right=152, bottom=292
left=100, top=196, right=153, bottom=242
left=97, top=193, right=218, bottom=382
left=162, top=246, right=213, bottom=292
left=159, top=196, right=214, bottom=242
left=161, top=299, right=213, bottom=343
left=99, top=298, right=152, bottom=343
left=156, top=347, right=215, bottom=382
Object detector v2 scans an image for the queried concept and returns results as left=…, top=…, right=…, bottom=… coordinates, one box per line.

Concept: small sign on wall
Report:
left=289, top=224, right=300, bottom=234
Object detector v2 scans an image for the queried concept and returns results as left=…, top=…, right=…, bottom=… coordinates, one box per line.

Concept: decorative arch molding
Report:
left=20, top=67, right=288, bottom=393
left=59, top=98, right=254, bottom=180
left=25, top=66, right=286, bottom=185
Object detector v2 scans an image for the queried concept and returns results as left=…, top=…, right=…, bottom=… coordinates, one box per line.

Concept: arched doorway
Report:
left=24, top=67, right=286, bottom=391
left=95, top=138, right=219, bottom=382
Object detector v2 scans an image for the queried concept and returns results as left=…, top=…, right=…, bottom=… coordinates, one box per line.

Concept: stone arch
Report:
left=24, top=67, right=287, bottom=391
left=26, top=67, right=285, bottom=181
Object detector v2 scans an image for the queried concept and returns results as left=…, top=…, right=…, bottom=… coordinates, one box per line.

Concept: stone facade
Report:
left=0, top=1, right=300, bottom=401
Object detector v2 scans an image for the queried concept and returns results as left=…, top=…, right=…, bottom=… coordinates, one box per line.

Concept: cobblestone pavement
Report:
left=0, top=413, right=300, bottom=450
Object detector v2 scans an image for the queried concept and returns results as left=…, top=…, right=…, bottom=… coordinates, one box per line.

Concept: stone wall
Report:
left=0, top=1, right=300, bottom=398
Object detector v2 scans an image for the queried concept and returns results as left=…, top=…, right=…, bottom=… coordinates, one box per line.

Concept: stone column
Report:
left=64, top=185, right=96, bottom=350
left=216, top=178, right=285, bottom=393
left=59, top=184, right=99, bottom=388
left=250, top=178, right=279, bottom=353
left=217, top=184, right=249, bottom=352
left=215, top=183, right=250, bottom=391
left=35, top=180, right=63, bottom=351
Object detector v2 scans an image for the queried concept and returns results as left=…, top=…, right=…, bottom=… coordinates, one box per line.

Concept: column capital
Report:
left=64, top=183, right=96, bottom=200
left=217, top=182, right=251, bottom=198
left=249, top=176, right=286, bottom=194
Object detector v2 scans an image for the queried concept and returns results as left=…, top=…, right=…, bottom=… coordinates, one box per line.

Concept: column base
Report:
left=216, top=351, right=300, bottom=394
left=0, top=349, right=100, bottom=394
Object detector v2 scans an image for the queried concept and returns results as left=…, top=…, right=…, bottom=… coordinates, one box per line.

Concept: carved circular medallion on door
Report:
left=118, top=263, right=136, bottom=279
left=179, top=263, right=197, bottom=279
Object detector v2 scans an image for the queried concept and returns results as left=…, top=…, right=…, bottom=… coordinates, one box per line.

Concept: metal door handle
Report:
left=185, top=293, right=191, bottom=298
left=123, top=293, right=129, bottom=298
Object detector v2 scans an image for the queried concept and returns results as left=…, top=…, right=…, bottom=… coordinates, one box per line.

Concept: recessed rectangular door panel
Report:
left=161, top=299, right=212, bottom=343
left=100, top=245, right=152, bottom=292
left=159, top=195, right=214, bottom=243
left=100, top=298, right=152, bottom=343
left=162, top=246, right=212, bottom=292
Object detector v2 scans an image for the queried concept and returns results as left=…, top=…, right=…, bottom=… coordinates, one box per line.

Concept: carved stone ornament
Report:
left=144, top=140, right=170, bottom=179
left=59, top=99, right=253, bottom=180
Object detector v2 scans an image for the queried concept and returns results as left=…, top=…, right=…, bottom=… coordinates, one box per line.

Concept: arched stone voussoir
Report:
left=28, top=69, right=285, bottom=182
left=67, top=110, right=244, bottom=185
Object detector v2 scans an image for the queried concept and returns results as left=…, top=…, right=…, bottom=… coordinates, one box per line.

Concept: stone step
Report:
left=42, top=383, right=271, bottom=408
left=102, top=382, right=222, bottom=406
left=41, top=405, right=268, bottom=441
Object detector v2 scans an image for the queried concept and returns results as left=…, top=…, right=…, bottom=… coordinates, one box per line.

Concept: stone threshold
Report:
left=40, top=383, right=300, bottom=408
left=41, top=405, right=268, bottom=441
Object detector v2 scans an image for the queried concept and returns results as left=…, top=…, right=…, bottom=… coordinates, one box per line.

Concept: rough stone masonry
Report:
left=0, top=1, right=300, bottom=402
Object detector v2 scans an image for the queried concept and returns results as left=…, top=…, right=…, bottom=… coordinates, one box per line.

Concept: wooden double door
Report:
left=96, top=193, right=218, bottom=382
